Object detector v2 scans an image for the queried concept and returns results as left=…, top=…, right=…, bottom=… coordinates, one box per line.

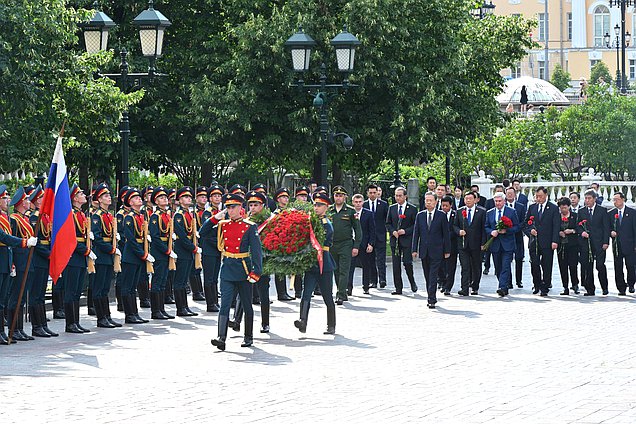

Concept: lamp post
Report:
left=609, top=0, right=633, bottom=94
left=79, top=0, right=171, bottom=188
left=285, top=26, right=361, bottom=187
left=603, top=24, right=631, bottom=92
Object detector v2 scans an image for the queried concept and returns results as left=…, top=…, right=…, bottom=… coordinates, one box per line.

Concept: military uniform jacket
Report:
left=0, top=211, right=25, bottom=274
left=91, top=208, right=116, bottom=266
left=67, top=208, right=90, bottom=268
left=10, top=211, right=35, bottom=270
left=149, top=208, right=172, bottom=261
left=217, top=218, right=262, bottom=282
left=199, top=206, right=221, bottom=258
left=328, top=204, right=362, bottom=249
left=310, top=217, right=336, bottom=274
left=173, top=207, right=196, bottom=259
left=122, top=209, right=148, bottom=265
left=116, top=207, right=129, bottom=252
left=30, top=210, right=51, bottom=269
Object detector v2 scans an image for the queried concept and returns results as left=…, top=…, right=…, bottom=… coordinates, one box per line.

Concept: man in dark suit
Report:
left=512, top=179, right=528, bottom=206
left=608, top=192, right=636, bottom=295
left=349, top=194, right=376, bottom=294
left=590, top=183, right=604, bottom=206
left=485, top=193, right=520, bottom=297
left=454, top=192, right=487, bottom=296
left=364, top=184, right=389, bottom=288
left=576, top=190, right=610, bottom=295
left=483, top=185, right=505, bottom=275
left=505, top=187, right=527, bottom=288
left=412, top=192, right=450, bottom=308
left=523, top=187, right=560, bottom=296
left=453, top=186, right=465, bottom=210
left=419, top=177, right=438, bottom=210
left=471, top=185, right=487, bottom=208
left=438, top=196, right=458, bottom=295
left=386, top=187, right=418, bottom=295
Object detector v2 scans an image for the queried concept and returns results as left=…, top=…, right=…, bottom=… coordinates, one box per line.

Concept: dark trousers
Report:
left=580, top=245, right=608, bottom=294
left=120, top=262, right=142, bottom=296
left=391, top=243, right=414, bottom=292
left=93, top=264, right=113, bottom=298
left=421, top=255, right=442, bottom=304
left=438, top=252, right=458, bottom=292
left=613, top=250, right=635, bottom=293
left=529, top=245, right=555, bottom=294
left=151, top=260, right=168, bottom=292
left=0, top=273, right=9, bottom=309
left=492, top=250, right=513, bottom=291
left=557, top=245, right=579, bottom=290
left=293, top=274, right=303, bottom=296
left=302, top=267, right=335, bottom=327
left=8, top=265, right=33, bottom=309
left=483, top=251, right=491, bottom=270
left=332, top=240, right=353, bottom=299
left=371, top=240, right=387, bottom=284
left=175, top=258, right=193, bottom=290
left=30, top=266, right=49, bottom=305
left=348, top=251, right=374, bottom=290
left=233, top=275, right=271, bottom=326
left=219, top=279, right=253, bottom=327
left=62, top=266, right=85, bottom=303
left=458, top=248, right=482, bottom=292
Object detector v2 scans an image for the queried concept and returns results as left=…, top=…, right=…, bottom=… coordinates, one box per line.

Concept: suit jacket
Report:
left=453, top=205, right=487, bottom=251
left=454, top=197, right=464, bottom=210
left=485, top=198, right=495, bottom=211
left=507, top=201, right=527, bottom=247
left=412, top=209, right=450, bottom=259
left=386, top=202, right=417, bottom=248
left=609, top=207, right=636, bottom=257
left=576, top=205, right=610, bottom=250
left=477, top=196, right=486, bottom=208
left=517, top=192, right=528, bottom=206
left=364, top=198, right=388, bottom=243
left=523, top=201, right=560, bottom=249
left=356, top=208, right=376, bottom=248
left=485, top=206, right=520, bottom=253
left=444, top=209, right=458, bottom=255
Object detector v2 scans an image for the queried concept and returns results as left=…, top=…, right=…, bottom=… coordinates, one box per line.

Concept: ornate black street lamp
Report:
left=605, top=24, right=631, bottom=91
left=609, top=0, right=633, bottom=94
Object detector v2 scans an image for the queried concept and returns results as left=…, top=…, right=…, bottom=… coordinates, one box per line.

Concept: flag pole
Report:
left=8, top=122, right=65, bottom=344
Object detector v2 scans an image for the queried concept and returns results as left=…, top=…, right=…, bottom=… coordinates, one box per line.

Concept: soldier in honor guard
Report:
left=0, top=186, right=37, bottom=344
left=85, top=184, right=100, bottom=317
left=120, top=188, right=152, bottom=324
left=188, top=186, right=208, bottom=302
left=62, top=184, right=96, bottom=333
left=90, top=183, right=122, bottom=328
left=201, top=184, right=224, bottom=312
left=28, top=185, right=58, bottom=337
left=114, top=186, right=131, bottom=312
left=252, top=183, right=276, bottom=213
left=210, top=193, right=262, bottom=351
left=172, top=186, right=200, bottom=316
left=291, top=186, right=310, bottom=298
left=273, top=187, right=295, bottom=301
left=165, top=188, right=177, bottom=305
left=328, top=185, right=362, bottom=305
left=148, top=187, right=178, bottom=319
left=294, top=192, right=336, bottom=335
left=136, top=186, right=154, bottom=309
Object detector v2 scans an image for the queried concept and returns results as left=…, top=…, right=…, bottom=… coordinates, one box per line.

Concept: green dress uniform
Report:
left=328, top=190, right=362, bottom=303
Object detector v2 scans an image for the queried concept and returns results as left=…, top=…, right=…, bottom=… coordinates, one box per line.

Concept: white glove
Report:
left=146, top=254, right=155, bottom=263
left=116, top=233, right=121, bottom=241
left=88, top=251, right=97, bottom=261
left=172, top=233, right=177, bottom=240
left=146, top=234, right=152, bottom=242
left=196, top=231, right=200, bottom=239
left=89, top=232, right=95, bottom=241
left=26, top=237, right=38, bottom=248
left=115, top=248, right=121, bottom=257
left=10, top=266, right=16, bottom=277
left=197, top=247, right=202, bottom=255
left=214, top=209, right=226, bottom=220
left=169, top=251, right=178, bottom=259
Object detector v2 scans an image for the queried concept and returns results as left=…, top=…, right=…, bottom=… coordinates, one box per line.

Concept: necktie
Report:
left=538, top=204, right=543, bottom=221
left=398, top=205, right=403, bottom=216
left=619, top=210, right=623, bottom=224
left=372, top=201, right=376, bottom=213
left=467, top=208, right=472, bottom=225
left=497, top=209, right=502, bottom=222
left=589, top=207, right=593, bottom=218
left=427, top=211, right=432, bottom=228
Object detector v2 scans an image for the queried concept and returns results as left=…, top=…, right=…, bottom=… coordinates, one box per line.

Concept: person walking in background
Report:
left=520, top=85, right=528, bottom=114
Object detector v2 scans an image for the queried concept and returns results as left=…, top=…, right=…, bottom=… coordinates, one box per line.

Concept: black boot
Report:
left=123, top=296, right=144, bottom=324
left=204, top=284, right=219, bottom=312
left=190, top=271, right=206, bottom=301
left=260, top=293, right=270, bottom=333
left=211, top=315, right=228, bottom=351
left=40, top=304, right=58, bottom=336
left=324, top=304, right=336, bottom=335
left=103, top=297, right=122, bottom=327
left=132, top=294, right=149, bottom=323
left=137, top=276, right=151, bottom=308
left=175, top=288, right=196, bottom=317
left=159, top=291, right=174, bottom=319
left=87, top=285, right=96, bottom=316
left=405, top=263, right=418, bottom=292
left=275, top=275, right=294, bottom=301
left=0, top=308, right=16, bottom=344
left=241, top=317, right=253, bottom=347
left=115, top=283, right=124, bottom=312
left=7, top=308, right=27, bottom=341
left=294, top=300, right=309, bottom=333
left=74, top=301, right=90, bottom=332
left=230, top=295, right=243, bottom=331
left=17, top=306, right=34, bottom=340
left=165, top=274, right=176, bottom=304
left=52, top=290, right=65, bottom=319
left=95, top=297, right=116, bottom=328
left=30, top=305, right=50, bottom=337
left=151, top=292, right=169, bottom=320
left=64, top=303, right=83, bottom=333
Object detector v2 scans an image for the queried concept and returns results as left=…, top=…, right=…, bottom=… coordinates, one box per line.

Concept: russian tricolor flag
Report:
left=40, top=129, right=77, bottom=284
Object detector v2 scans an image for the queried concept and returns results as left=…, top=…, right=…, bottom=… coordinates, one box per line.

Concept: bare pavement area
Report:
left=2, top=258, right=636, bottom=424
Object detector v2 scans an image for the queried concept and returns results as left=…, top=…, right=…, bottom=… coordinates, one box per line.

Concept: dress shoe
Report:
left=602, top=290, right=609, bottom=295
left=192, top=292, right=206, bottom=301
left=583, top=293, right=595, bottom=296
left=443, top=291, right=451, bottom=296
left=618, top=292, right=627, bottom=296
left=483, top=268, right=489, bottom=275
left=370, top=283, right=377, bottom=289
left=496, top=289, right=505, bottom=297
left=294, top=319, right=307, bottom=333
left=532, top=287, right=540, bottom=295
left=363, top=289, right=369, bottom=294
left=260, top=325, right=270, bottom=333
left=391, top=291, right=402, bottom=295
left=207, top=304, right=220, bottom=313
left=252, top=298, right=260, bottom=305
left=277, top=294, right=294, bottom=301
left=379, top=281, right=387, bottom=288
left=241, top=337, right=253, bottom=347
left=427, top=303, right=436, bottom=309
left=335, top=298, right=343, bottom=306
left=560, top=290, right=569, bottom=295
left=295, top=293, right=302, bottom=299
left=211, top=338, right=226, bottom=351
left=572, top=286, right=580, bottom=294
left=540, top=292, right=548, bottom=297
left=629, top=285, right=635, bottom=294
left=470, top=290, right=478, bottom=295
left=516, top=283, right=523, bottom=288
left=457, top=290, right=469, bottom=296
left=228, top=320, right=240, bottom=332
left=346, top=289, right=352, bottom=296
left=507, top=283, right=513, bottom=289
left=323, top=326, right=335, bottom=335
left=411, top=285, right=418, bottom=293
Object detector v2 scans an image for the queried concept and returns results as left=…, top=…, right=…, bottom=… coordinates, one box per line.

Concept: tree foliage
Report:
left=550, top=63, right=572, bottom=92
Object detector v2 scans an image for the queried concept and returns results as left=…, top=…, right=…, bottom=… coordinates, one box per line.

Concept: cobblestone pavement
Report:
left=2, top=258, right=636, bottom=423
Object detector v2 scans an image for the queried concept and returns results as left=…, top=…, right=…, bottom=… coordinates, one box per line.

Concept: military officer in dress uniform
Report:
left=188, top=186, right=208, bottom=301
left=210, top=193, right=263, bottom=351
left=136, top=186, right=154, bottom=309
left=253, top=183, right=277, bottom=213
left=0, top=186, right=37, bottom=344
left=273, top=187, right=295, bottom=301
left=90, top=183, right=122, bottom=328
left=294, top=192, right=336, bottom=335
left=291, top=186, right=310, bottom=298
left=328, top=185, right=362, bottom=305
left=172, top=186, right=200, bottom=317
left=86, top=183, right=100, bottom=316
left=114, top=186, right=131, bottom=312
left=120, top=188, right=152, bottom=324
left=165, top=188, right=177, bottom=305
left=148, top=187, right=178, bottom=320
left=28, top=185, right=58, bottom=337
left=201, top=184, right=223, bottom=312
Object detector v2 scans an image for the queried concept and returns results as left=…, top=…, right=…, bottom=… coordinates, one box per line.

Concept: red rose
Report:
left=561, top=216, right=568, bottom=222
left=462, top=209, right=468, bottom=218
left=501, top=216, right=513, bottom=228
left=399, top=214, right=406, bottom=219
left=615, top=213, right=620, bottom=219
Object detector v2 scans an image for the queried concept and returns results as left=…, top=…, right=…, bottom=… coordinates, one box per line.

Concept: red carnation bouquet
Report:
left=483, top=215, right=513, bottom=251
left=260, top=208, right=326, bottom=276
left=527, top=215, right=539, bottom=256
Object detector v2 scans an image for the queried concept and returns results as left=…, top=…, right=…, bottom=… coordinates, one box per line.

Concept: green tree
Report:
left=590, top=61, right=612, bottom=85
left=550, top=63, right=572, bottom=92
